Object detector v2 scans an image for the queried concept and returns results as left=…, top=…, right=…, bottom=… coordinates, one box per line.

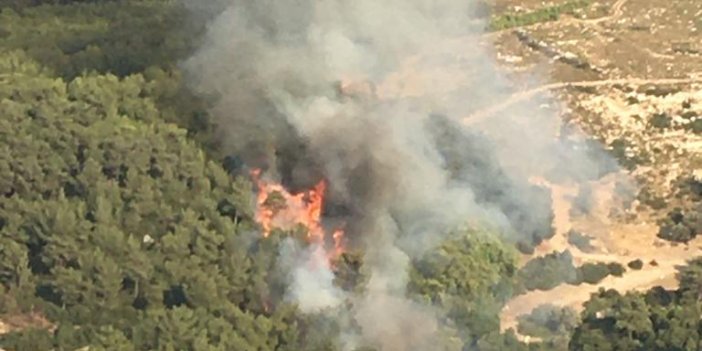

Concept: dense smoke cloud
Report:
left=181, top=0, right=617, bottom=349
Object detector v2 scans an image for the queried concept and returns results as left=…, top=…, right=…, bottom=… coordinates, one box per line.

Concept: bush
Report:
left=658, top=206, right=702, bottom=243
left=488, top=0, right=591, bottom=31
left=649, top=113, right=672, bottom=129
left=609, top=138, right=645, bottom=170
left=628, top=259, right=644, bottom=270
left=607, top=262, right=626, bottom=277
left=517, top=304, right=579, bottom=339
left=516, top=251, right=578, bottom=291
left=658, top=223, right=695, bottom=243
left=577, top=263, right=611, bottom=284
left=688, top=119, right=702, bottom=134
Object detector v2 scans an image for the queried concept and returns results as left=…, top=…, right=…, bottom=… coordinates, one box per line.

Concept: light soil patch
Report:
left=0, top=312, right=54, bottom=336
left=501, top=172, right=702, bottom=335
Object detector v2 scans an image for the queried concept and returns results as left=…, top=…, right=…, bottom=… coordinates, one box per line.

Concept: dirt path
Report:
left=583, top=0, right=629, bottom=25
left=463, top=76, right=702, bottom=125
left=500, top=256, right=684, bottom=333
left=500, top=175, right=702, bottom=335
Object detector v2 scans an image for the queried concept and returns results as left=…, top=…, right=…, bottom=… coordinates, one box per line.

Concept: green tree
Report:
left=408, top=229, right=519, bottom=344
left=0, top=50, right=287, bottom=350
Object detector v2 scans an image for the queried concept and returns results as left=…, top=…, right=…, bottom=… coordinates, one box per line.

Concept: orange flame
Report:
left=251, top=169, right=345, bottom=260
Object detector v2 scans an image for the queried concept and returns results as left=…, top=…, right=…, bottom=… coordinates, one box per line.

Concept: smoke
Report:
left=180, top=0, right=618, bottom=349
left=280, top=240, right=344, bottom=312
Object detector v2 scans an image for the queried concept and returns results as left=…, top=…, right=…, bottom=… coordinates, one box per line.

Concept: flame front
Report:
left=251, top=169, right=345, bottom=260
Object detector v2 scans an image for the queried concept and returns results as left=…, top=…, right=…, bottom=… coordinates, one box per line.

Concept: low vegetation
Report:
left=571, top=259, right=702, bottom=350
left=517, top=304, right=579, bottom=348
left=488, top=0, right=592, bottom=31
left=576, top=262, right=625, bottom=285
left=515, top=251, right=625, bottom=293
left=627, top=259, right=644, bottom=270
left=658, top=205, right=702, bottom=243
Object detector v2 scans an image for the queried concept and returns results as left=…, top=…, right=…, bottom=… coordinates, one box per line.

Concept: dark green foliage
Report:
left=569, top=259, right=702, bottom=350
left=408, top=229, right=519, bottom=344
left=688, top=119, right=702, bottom=134
left=0, top=51, right=525, bottom=349
left=488, top=0, right=591, bottom=31
left=682, top=177, right=702, bottom=200
left=576, top=263, right=612, bottom=284
left=516, top=251, right=578, bottom=292
left=638, top=84, right=682, bottom=97
left=0, top=49, right=309, bottom=350
left=0, top=328, right=54, bottom=351
left=474, top=331, right=531, bottom=351
left=627, top=259, right=644, bottom=270
left=677, top=257, right=702, bottom=298
left=570, top=287, right=702, bottom=351
left=0, top=1, right=216, bottom=153
left=649, top=113, right=672, bottom=129
left=0, top=1, right=201, bottom=79
left=658, top=206, right=702, bottom=243
left=609, top=138, right=647, bottom=170
left=606, top=263, right=626, bottom=277
left=517, top=304, right=579, bottom=348
left=515, top=253, right=625, bottom=293
left=9, top=1, right=692, bottom=350
left=0, top=3, right=540, bottom=348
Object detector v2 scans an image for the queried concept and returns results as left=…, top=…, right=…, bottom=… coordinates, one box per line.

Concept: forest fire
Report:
left=250, top=169, right=346, bottom=260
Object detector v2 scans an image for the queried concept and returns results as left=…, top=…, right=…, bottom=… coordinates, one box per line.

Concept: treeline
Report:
left=515, top=259, right=702, bottom=351
left=570, top=258, right=702, bottom=350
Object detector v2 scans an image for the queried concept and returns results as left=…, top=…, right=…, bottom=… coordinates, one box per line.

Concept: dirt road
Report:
left=500, top=257, right=683, bottom=333
left=499, top=176, right=702, bottom=334
left=463, top=76, right=702, bottom=125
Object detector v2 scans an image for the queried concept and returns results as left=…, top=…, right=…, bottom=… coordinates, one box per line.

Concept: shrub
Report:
left=688, top=119, right=702, bottom=134
left=517, top=251, right=577, bottom=291
left=649, top=113, right=672, bottom=129
left=488, top=0, right=591, bottom=31
left=577, top=263, right=611, bottom=284
left=607, top=262, right=626, bottom=277
left=658, top=223, right=695, bottom=243
left=517, top=304, right=579, bottom=339
left=658, top=206, right=702, bottom=243
left=627, top=259, right=644, bottom=270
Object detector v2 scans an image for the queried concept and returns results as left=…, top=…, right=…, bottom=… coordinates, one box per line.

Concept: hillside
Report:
left=0, top=1, right=701, bottom=351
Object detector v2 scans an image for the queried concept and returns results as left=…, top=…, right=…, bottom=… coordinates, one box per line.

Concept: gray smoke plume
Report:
left=181, top=0, right=618, bottom=349
left=279, top=239, right=345, bottom=312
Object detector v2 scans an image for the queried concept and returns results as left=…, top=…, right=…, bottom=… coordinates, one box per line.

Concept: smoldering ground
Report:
left=180, top=0, right=619, bottom=350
